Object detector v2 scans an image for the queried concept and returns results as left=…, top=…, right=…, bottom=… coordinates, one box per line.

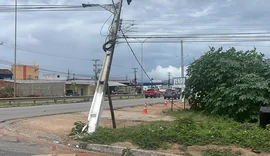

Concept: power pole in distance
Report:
left=168, top=72, right=171, bottom=88
left=67, top=69, right=70, bottom=81
left=181, top=40, right=184, bottom=78
left=132, top=68, right=138, bottom=88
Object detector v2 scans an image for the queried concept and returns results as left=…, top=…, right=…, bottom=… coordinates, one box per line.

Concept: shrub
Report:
left=184, top=47, right=270, bottom=122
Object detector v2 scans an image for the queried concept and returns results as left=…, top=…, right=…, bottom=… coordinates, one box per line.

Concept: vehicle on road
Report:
left=144, top=88, right=161, bottom=98
left=163, top=89, right=180, bottom=99
left=65, top=90, right=79, bottom=96
left=111, top=90, right=129, bottom=95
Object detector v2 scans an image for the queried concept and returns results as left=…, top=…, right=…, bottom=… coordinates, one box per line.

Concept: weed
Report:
left=122, top=148, right=133, bottom=156
left=201, top=148, right=242, bottom=156
left=70, top=110, right=270, bottom=152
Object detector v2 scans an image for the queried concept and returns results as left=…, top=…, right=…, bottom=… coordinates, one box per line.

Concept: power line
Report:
left=0, top=4, right=115, bottom=12
left=2, top=43, right=92, bottom=61
left=119, top=29, right=151, bottom=81
left=0, top=58, right=94, bottom=78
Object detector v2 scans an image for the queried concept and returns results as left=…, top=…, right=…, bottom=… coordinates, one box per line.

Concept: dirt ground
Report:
left=1, top=102, right=269, bottom=156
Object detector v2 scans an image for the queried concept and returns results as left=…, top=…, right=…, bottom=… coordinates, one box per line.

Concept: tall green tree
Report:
left=184, top=47, right=270, bottom=122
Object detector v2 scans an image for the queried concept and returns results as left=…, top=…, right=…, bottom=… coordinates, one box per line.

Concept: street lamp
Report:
left=133, top=38, right=149, bottom=93
left=13, top=0, right=18, bottom=98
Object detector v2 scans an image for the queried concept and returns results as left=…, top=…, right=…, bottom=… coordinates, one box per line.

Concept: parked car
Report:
left=163, top=89, right=180, bottom=99
left=111, top=90, right=129, bottom=95
left=144, top=88, right=161, bottom=98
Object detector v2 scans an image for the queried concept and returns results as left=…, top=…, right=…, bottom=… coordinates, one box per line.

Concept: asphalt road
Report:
left=0, top=98, right=165, bottom=156
left=0, top=98, right=164, bottom=122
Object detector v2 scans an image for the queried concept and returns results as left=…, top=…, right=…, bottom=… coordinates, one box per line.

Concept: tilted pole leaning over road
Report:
left=87, top=0, right=124, bottom=133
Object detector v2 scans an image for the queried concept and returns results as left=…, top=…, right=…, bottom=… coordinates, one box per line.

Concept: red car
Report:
left=144, top=88, right=161, bottom=98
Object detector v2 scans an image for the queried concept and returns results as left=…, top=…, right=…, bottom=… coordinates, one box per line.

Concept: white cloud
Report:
left=147, top=65, right=188, bottom=80
left=188, top=5, right=213, bottom=17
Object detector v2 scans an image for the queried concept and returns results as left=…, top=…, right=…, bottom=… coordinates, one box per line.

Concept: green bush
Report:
left=184, top=47, right=270, bottom=122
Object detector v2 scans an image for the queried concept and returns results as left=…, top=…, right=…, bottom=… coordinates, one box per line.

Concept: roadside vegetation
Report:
left=70, top=109, right=270, bottom=152
left=201, top=148, right=242, bottom=156
left=184, top=47, right=270, bottom=122
left=70, top=47, right=270, bottom=155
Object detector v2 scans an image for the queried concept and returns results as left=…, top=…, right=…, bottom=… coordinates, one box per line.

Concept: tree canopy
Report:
left=184, top=47, right=270, bottom=122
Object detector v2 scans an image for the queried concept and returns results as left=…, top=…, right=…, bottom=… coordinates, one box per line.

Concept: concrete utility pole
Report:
left=13, top=0, right=17, bottom=98
left=92, top=59, right=101, bottom=85
left=181, top=40, right=184, bottom=78
left=132, top=68, right=137, bottom=87
left=168, top=72, right=171, bottom=88
left=87, top=0, right=124, bottom=133
left=67, top=69, right=70, bottom=81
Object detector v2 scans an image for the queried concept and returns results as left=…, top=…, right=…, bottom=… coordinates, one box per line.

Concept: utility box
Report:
left=260, top=107, right=270, bottom=128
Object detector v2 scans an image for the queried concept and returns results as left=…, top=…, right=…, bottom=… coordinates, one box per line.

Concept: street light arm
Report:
left=0, top=42, right=3, bottom=45
left=82, top=3, right=116, bottom=13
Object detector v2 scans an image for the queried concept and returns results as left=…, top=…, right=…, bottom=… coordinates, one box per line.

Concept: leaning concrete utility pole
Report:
left=87, top=0, right=124, bottom=133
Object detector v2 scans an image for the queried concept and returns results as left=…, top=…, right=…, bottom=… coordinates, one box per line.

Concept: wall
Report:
left=16, top=82, right=65, bottom=97
left=0, top=80, right=13, bottom=89
left=11, top=65, right=39, bottom=80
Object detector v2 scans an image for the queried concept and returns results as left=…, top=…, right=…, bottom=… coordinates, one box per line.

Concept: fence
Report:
left=0, top=94, right=144, bottom=105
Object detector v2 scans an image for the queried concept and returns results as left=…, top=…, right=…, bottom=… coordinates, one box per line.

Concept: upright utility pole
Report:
left=181, top=40, right=184, bottom=78
left=67, top=69, right=70, bottom=81
left=132, top=68, right=138, bottom=87
left=168, top=72, right=171, bottom=88
left=92, top=59, right=101, bottom=85
left=87, top=0, right=124, bottom=133
left=13, top=0, right=17, bottom=98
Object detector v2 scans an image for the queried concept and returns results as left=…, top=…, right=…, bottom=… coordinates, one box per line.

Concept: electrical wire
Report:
left=2, top=43, right=92, bottom=61
left=0, top=4, right=114, bottom=12
left=100, top=14, right=114, bottom=37
left=0, top=58, right=94, bottom=78
left=119, top=29, right=152, bottom=81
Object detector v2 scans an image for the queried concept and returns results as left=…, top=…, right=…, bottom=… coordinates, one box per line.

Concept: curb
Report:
left=86, top=144, right=185, bottom=156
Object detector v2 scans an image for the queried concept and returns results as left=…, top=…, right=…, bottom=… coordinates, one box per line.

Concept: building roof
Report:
left=4, top=80, right=65, bottom=84
left=65, top=80, right=127, bottom=86
left=0, top=69, right=13, bottom=75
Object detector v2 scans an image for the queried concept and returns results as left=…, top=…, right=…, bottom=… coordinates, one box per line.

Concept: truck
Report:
left=144, top=88, right=161, bottom=98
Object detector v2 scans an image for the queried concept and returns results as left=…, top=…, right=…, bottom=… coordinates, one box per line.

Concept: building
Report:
left=11, top=64, right=39, bottom=80
left=3, top=79, right=127, bottom=97
left=0, top=69, right=13, bottom=80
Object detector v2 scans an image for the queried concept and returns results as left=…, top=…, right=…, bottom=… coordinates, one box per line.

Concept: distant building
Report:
left=11, top=64, right=39, bottom=80
left=0, top=69, right=13, bottom=80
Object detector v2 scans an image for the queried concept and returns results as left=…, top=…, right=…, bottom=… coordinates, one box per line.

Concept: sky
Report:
left=0, top=0, right=270, bottom=81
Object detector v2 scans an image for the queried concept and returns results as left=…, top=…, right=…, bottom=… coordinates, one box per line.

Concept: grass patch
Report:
left=201, top=148, right=242, bottom=156
left=70, top=109, right=270, bottom=152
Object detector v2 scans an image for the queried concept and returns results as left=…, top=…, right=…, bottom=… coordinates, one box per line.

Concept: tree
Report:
left=184, top=47, right=270, bottom=122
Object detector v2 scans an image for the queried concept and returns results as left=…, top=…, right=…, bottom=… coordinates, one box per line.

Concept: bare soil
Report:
left=1, top=102, right=268, bottom=156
